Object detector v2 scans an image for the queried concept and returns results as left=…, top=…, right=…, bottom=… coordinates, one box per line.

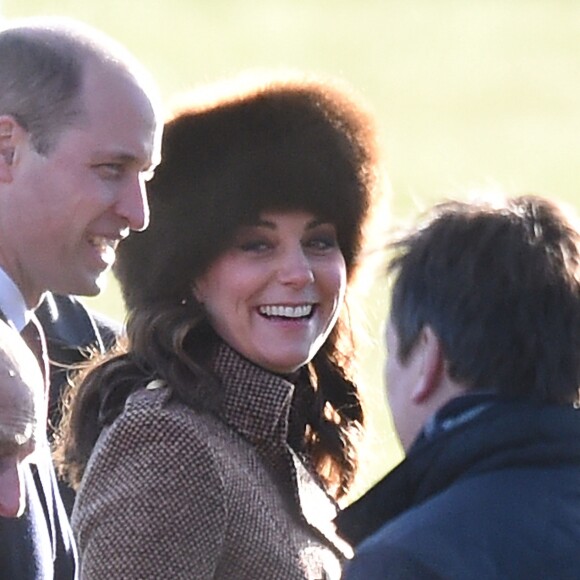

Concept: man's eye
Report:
left=95, top=163, right=124, bottom=179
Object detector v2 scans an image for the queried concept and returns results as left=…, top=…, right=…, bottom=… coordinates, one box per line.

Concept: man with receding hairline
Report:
left=0, top=16, right=163, bottom=579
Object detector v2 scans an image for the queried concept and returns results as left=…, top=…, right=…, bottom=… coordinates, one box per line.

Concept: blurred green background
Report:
left=3, top=0, right=579, bottom=498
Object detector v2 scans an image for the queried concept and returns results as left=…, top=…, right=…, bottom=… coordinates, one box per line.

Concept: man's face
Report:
left=384, top=319, right=425, bottom=452
left=0, top=62, right=161, bottom=307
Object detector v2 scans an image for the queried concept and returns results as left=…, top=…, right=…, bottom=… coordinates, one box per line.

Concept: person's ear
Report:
left=192, top=278, right=205, bottom=304
left=410, top=326, right=445, bottom=404
left=0, top=116, right=25, bottom=182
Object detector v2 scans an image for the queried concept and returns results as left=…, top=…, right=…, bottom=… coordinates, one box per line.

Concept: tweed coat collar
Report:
left=213, top=341, right=296, bottom=445
left=209, top=341, right=353, bottom=559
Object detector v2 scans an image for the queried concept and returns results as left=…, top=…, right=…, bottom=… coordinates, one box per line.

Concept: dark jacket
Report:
left=336, top=394, right=580, bottom=580
left=0, top=293, right=119, bottom=580
left=37, top=293, right=120, bottom=440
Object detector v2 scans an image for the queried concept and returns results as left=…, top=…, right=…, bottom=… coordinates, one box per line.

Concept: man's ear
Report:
left=410, top=326, right=445, bottom=404
left=0, top=116, right=25, bottom=183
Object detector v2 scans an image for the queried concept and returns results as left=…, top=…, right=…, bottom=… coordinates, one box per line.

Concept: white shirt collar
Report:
left=0, top=266, right=35, bottom=331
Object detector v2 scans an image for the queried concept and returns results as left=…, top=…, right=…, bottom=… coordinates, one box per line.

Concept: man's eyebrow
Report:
left=94, top=150, right=156, bottom=169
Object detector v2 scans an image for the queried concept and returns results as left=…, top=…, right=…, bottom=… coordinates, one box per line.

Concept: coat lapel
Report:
left=289, top=449, right=353, bottom=559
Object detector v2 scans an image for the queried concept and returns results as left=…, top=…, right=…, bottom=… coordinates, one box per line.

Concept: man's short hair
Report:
left=0, top=17, right=157, bottom=154
left=388, top=194, right=580, bottom=404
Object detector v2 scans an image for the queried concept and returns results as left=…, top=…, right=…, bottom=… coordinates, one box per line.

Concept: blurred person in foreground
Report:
left=0, top=16, right=162, bottom=578
left=336, top=194, right=580, bottom=579
left=0, top=321, right=44, bottom=519
left=56, top=71, right=385, bottom=579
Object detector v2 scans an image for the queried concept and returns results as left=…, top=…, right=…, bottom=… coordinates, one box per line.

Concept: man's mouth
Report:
left=88, top=236, right=118, bottom=265
left=89, top=235, right=118, bottom=250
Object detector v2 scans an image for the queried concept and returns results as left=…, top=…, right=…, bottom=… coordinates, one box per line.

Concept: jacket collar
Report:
left=336, top=395, right=580, bottom=547
left=212, top=341, right=296, bottom=445
left=210, top=342, right=352, bottom=557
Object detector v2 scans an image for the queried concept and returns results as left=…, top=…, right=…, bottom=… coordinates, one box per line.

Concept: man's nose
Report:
left=0, top=460, right=26, bottom=518
left=116, top=175, right=150, bottom=232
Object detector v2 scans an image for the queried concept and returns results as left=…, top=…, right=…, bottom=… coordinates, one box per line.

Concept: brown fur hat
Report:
left=114, top=71, right=381, bottom=311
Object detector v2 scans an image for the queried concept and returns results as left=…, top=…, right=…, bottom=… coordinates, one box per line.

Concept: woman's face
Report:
left=194, top=210, right=347, bottom=374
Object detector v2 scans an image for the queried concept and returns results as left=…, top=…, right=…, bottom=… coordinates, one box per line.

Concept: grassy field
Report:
left=3, top=0, right=579, bottom=497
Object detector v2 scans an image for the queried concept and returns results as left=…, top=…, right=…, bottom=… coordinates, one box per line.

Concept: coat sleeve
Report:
left=72, top=400, right=228, bottom=579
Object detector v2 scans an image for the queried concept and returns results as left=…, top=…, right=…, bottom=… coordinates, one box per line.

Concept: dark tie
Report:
left=21, top=315, right=50, bottom=395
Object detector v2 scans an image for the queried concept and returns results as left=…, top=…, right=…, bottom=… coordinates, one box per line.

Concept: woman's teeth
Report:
left=259, top=305, right=313, bottom=318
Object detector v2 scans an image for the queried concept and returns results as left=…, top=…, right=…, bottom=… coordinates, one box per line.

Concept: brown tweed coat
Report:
left=72, top=343, right=352, bottom=579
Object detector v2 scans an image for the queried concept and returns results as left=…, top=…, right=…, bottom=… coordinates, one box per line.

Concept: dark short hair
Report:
left=115, top=71, right=380, bottom=310
left=388, top=194, right=580, bottom=404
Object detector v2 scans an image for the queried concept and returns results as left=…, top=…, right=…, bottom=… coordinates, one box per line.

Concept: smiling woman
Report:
left=194, top=211, right=347, bottom=375
left=55, top=70, right=385, bottom=580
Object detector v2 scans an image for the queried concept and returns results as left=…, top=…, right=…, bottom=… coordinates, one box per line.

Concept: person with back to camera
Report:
left=56, top=71, right=385, bottom=579
left=336, top=193, right=580, bottom=579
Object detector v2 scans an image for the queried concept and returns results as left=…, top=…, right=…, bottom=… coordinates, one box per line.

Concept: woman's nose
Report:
left=277, top=248, right=315, bottom=288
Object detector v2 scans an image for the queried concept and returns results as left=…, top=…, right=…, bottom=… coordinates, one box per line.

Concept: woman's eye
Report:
left=238, top=239, right=272, bottom=252
left=305, top=236, right=338, bottom=251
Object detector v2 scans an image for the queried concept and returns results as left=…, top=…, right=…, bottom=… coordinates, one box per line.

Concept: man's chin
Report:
left=89, top=273, right=109, bottom=297
left=66, top=271, right=109, bottom=298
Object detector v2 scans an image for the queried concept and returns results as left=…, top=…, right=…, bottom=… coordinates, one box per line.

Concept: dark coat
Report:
left=38, top=293, right=120, bottom=514
left=37, top=293, right=120, bottom=440
left=0, top=293, right=119, bottom=580
left=336, top=395, right=580, bottom=580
